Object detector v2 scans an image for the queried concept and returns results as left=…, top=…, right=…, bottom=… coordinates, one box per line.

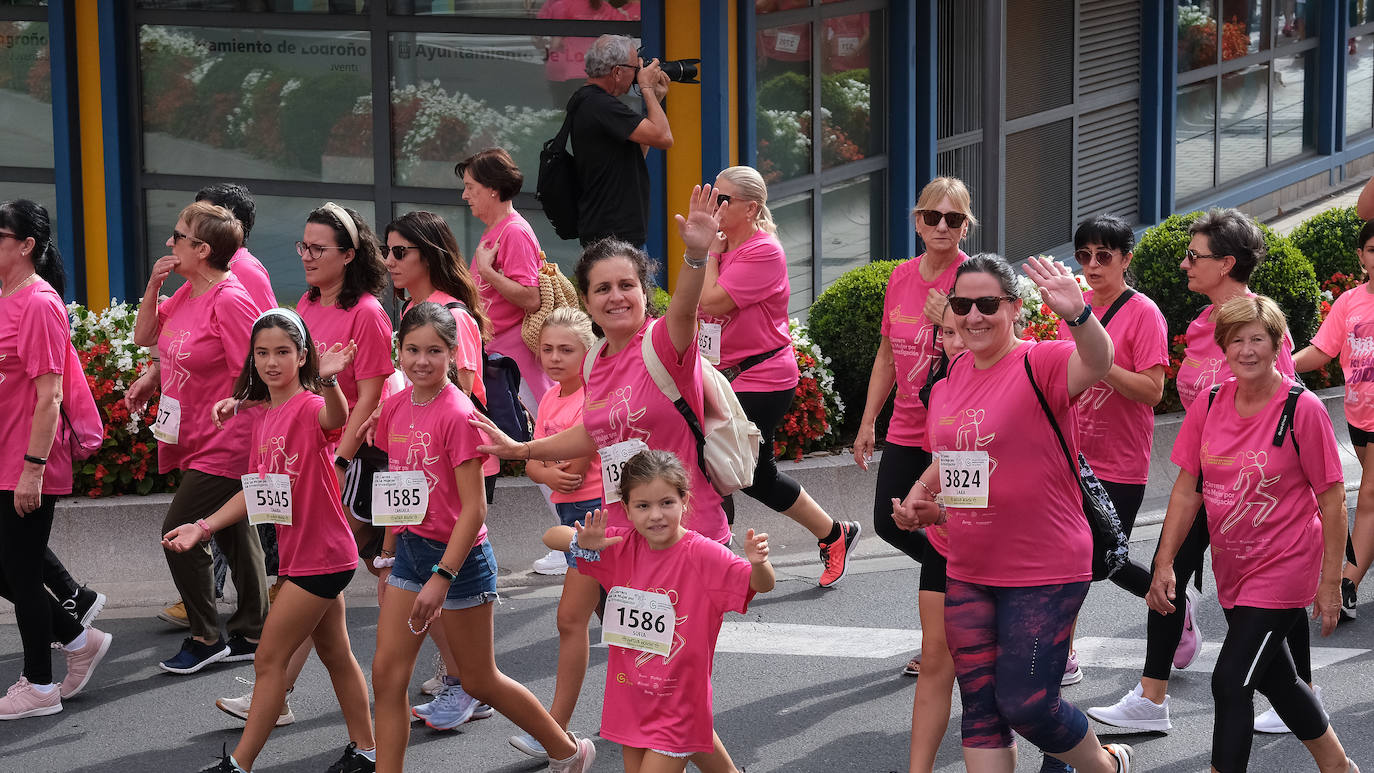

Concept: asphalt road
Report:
left=2, top=526, right=1373, bottom=773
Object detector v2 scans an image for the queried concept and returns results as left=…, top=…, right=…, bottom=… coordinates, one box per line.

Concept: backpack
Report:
left=442, top=302, right=533, bottom=443
left=536, top=92, right=587, bottom=241
left=61, top=343, right=103, bottom=460
left=584, top=319, right=761, bottom=496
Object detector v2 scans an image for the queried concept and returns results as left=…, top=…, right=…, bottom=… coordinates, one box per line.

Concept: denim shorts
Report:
left=555, top=498, right=602, bottom=567
left=387, top=531, right=499, bottom=610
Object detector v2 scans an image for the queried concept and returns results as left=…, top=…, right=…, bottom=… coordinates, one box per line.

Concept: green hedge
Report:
left=808, top=259, right=902, bottom=433
left=1131, top=212, right=1321, bottom=347
left=1289, top=206, right=1366, bottom=280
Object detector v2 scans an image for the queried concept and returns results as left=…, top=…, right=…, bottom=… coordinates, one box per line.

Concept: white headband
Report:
left=254, top=307, right=309, bottom=345
left=321, top=201, right=358, bottom=249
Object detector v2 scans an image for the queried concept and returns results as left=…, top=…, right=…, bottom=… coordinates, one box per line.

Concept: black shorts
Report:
left=341, top=444, right=388, bottom=524
left=284, top=568, right=355, bottom=600
left=919, top=539, right=947, bottom=594
left=1350, top=423, right=1373, bottom=448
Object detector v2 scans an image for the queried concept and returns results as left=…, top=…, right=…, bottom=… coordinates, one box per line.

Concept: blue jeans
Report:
left=556, top=498, right=602, bottom=567
left=387, top=531, right=499, bottom=610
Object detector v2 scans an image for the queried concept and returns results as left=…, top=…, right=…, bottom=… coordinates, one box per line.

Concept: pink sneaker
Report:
left=1173, top=586, right=1202, bottom=670
left=547, top=732, right=596, bottom=772
left=60, top=627, right=112, bottom=699
left=0, top=677, right=62, bottom=720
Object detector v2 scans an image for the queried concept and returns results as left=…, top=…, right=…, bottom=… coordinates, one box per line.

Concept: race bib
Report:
left=774, top=29, right=801, bottom=54
left=837, top=36, right=860, bottom=57
left=371, top=470, right=429, bottom=527
left=697, top=321, right=722, bottom=365
left=153, top=394, right=182, bottom=444
left=602, top=586, right=676, bottom=657
left=601, top=439, right=650, bottom=504
left=242, top=473, right=292, bottom=525
left=938, top=450, right=989, bottom=508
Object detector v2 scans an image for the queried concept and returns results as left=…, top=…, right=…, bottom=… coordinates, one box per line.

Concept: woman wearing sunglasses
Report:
left=853, top=176, right=973, bottom=674
left=695, top=165, right=860, bottom=588
left=1088, top=209, right=1309, bottom=738
left=893, top=253, right=1132, bottom=773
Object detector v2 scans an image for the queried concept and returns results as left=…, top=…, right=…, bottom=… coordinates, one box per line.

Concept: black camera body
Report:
left=638, top=47, right=700, bottom=84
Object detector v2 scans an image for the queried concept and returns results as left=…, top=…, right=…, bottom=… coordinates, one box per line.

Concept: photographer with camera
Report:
left=569, top=34, right=673, bottom=248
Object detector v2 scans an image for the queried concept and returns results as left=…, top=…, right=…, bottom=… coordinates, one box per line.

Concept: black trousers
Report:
left=0, top=493, right=83, bottom=684
left=870, top=443, right=932, bottom=562
left=722, top=388, right=806, bottom=525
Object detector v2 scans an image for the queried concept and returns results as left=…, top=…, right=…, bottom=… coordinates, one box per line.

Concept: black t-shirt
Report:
left=569, top=84, right=649, bottom=246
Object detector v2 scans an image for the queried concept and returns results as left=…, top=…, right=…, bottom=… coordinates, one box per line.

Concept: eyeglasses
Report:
left=614, top=63, right=641, bottom=77
left=295, top=241, right=348, bottom=259
left=171, top=229, right=203, bottom=246
left=715, top=194, right=732, bottom=208
left=1074, top=249, right=1118, bottom=266
left=1182, top=249, right=1225, bottom=265
left=947, top=295, right=1017, bottom=316
left=914, top=209, right=968, bottom=229
left=387, top=245, right=419, bottom=261
left=0, top=231, right=19, bottom=243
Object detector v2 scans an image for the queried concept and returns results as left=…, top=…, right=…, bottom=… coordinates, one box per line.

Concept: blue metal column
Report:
left=889, top=0, right=927, bottom=260
left=47, top=0, right=81, bottom=303
left=1321, top=0, right=1347, bottom=154
left=739, top=1, right=757, bottom=167
left=641, top=1, right=668, bottom=283
left=1161, top=0, right=1179, bottom=216
left=98, top=1, right=139, bottom=302
left=700, top=2, right=731, bottom=180
left=1138, top=0, right=1166, bottom=225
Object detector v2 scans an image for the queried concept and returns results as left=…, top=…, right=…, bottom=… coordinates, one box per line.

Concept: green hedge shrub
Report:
left=1289, top=206, right=1366, bottom=280
left=1131, top=212, right=1321, bottom=347
left=808, top=259, right=902, bottom=433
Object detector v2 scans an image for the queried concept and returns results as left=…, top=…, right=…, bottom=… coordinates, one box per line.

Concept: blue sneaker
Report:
left=160, top=637, right=229, bottom=675
left=509, top=730, right=549, bottom=759
left=1039, top=754, right=1074, bottom=773
left=423, top=683, right=479, bottom=730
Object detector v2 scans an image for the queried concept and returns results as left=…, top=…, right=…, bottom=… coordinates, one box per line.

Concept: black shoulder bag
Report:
left=536, top=91, right=587, bottom=241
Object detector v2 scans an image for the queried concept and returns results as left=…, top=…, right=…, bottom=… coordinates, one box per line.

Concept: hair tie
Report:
left=321, top=202, right=359, bottom=249
left=254, top=307, right=309, bottom=344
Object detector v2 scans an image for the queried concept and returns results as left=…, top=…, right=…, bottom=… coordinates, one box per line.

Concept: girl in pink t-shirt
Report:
left=1293, top=219, right=1374, bottom=617
left=543, top=449, right=775, bottom=771
left=164, top=309, right=375, bottom=773
left=369, top=302, right=594, bottom=772
left=1147, top=295, right=1354, bottom=773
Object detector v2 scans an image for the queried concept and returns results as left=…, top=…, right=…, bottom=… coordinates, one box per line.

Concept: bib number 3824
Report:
left=937, top=450, right=990, bottom=508
left=601, top=586, right=676, bottom=657
left=242, top=473, right=292, bottom=525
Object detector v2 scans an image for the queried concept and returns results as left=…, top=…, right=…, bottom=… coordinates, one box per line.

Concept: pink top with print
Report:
left=535, top=383, right=602, bottom=503
left=0, top=281, right=73, bottom=494
left=1176, top=299, right=1296, bottom=409
left=926, top=341, right=1092, bottom=586
left=882, top=253, right=967, bottom=448
left=1054, top=290, right=1170, bottom=484
left=377, top=383, right=489, bottom=546
left=227, top=247, right=276, bottom=312
left=411, top=291, right=496, bottom=476
left=582, top=318, right=729, bottom=543
left=1309, top=285, right=1374, bottom=430
left=297, top=292, right=394, bottom=409
left=1172, top=377, right=1342, bottom=609
left=472, top=211, right=541, bottom=337
left=246, top=390, right=357, bottom=576
left=156, top=276, right=257, bottom=478
left=702, top=230, right=799, bottom=393
left=577, top=526, right=754, bottom=754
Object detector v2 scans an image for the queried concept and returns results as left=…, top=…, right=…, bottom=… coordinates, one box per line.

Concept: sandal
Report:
left=902, top=655, right=921, bottom=677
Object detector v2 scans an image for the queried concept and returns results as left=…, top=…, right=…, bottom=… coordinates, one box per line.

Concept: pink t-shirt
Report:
left=535, top=382, right=602, bottom=503
left=1172, top=377, right=1342, bottom=609
left=246, top=390, right=357, bottom=576
left=926, top=341, right=1092, bottom=586
left=1053, top=290, right=1170, bottom=484
left=576, top=526, right=754, bottom=755
left=1309, top=285, right=1374, bottom=430
left=156, top=276, right=258, bottom=478
left=582, top=318, right=729, bottom=543
left=296, top=292, right=394, bottom=410
left=882, top=252, right=967, bottom=448
left=410, top=292, right=497, bottom=476
left=472, top=211, right=541, bottom=338
left=702, top=230, right=799, bottom=393
left=227, top=247, right=276, bottom=312
left=1176, top=299, right=1296, bottom=409
left=377, top=383, right=489, bottom=545
left=0, top=281, right=73, bottom=494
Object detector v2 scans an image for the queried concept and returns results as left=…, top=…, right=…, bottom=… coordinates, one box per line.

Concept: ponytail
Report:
left=0, top=199, right=64, bottom=297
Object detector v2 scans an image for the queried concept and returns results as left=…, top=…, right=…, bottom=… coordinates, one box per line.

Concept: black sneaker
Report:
left=159, top=637, right=229, bottom=675
left=1341, top=577, right=1358, bottom=621
left=199, top=745, right=244, bottom=772
left=61, top=586, right=106, bottom=628
left=223, top=634, right=258, bottom=663
left=325, top=742, right=376, bottom=773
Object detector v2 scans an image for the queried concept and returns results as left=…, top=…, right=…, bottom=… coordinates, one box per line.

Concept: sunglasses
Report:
left=171, top=229, right=203, bottom=246
left=715, top=193, right=732, bottom=208
left=1182, top=249, right=1225, bottom=265
left=915, top=209, right=968, bottom=229
left=1074, top=249, right=1118, bottom=266
left=947, top=295, right=1016, bottom=316
left=387, top=245, right=419, bottom=261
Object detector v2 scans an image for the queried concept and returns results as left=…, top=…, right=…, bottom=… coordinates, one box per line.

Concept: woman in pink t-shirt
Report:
left=698, top=165, right=859, bottom=588
left=1147, top=295, right=1355, bottom=773
left=369, top=302, right=595, bottom=772
left=1293, top=220, right=1374, bottom=619
left=132, top=201, right=269, bottom=676
left=165, top=309, right=375, bottom=773
left=0, top=199, right=113, bottom=721
left=895, top=254, right=1132, bottom=773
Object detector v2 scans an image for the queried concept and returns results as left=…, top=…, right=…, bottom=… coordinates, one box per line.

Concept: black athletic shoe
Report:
left=223, top=634, right=258, bottom=663
left=325, top=742, right=376, bottom=773
left=1341, top=577, right=1358, bottom=621
left=199, top=745, right=244, bottom=772
left=62, top=586, right=106, bottom=628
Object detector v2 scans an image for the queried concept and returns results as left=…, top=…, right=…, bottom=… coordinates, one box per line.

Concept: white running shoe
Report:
left=510, top=730, right=550, bottom=759
left=1103, top=743, right=1133, bottom=772
left=215, top=679, right=295, bottom=727
left=1086, top=683, right=1172, bottom=732
left=420, top=653, right=446, bottom=696
left=1254, top=685, right=1326, bottom=734
left=532, top=549, right=569, bottom=576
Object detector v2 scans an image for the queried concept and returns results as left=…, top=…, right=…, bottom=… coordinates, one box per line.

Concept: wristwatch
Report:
left=1064, top=305, right=1094, bottom=327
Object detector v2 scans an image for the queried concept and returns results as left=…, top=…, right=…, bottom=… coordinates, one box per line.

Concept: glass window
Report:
left=390, top=0, right=639, bottom=18
left=1225, top=0, right=1264, bottom=59
left=1218, top=64, right=1268, bottom=184
left=136, top=1, right=366, bottom=11
left=1272, top=0, right=1315, bottom=46
left=1349, top=33, right=1374, bottom=138
left=819, top=12, right=876, bottom=169
left=1176, top=80, right=1216, bottom=201
left=756, top=22, right=813, bottom=183
left=392, top=201, right=583, bottom=277
left=1352, top=0, right=1374, bottom=26
left=1270, top=52, right=1310, bottom=163
left=819, top=173, right=875, bottom=295
left=388, top=32, right=570, bottom=189
left=0, top=20, right=53, bottom=169
left=757, top=0, right=810, bottom=13
left=0, top=181, right=56, bottom=232
left=772, top=191, right=812, bottom=317
left=138, top=25, right=373, bottom=183
left=145, top=189, right=376, bottom=302
left=1178, top=0, right=1218, bottom=72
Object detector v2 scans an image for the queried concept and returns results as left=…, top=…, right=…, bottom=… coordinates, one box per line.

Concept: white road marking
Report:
left=714, top=622, right=918, bottom=658
left=1071, top=636, right=1368, bottom=674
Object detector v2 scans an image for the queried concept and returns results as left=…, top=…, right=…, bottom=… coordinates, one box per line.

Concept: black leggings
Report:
left=0, top=493, right=83, bottom=684
left=871, top=442, right=932, bottom=562
left=43, top=548, right=80, bottom=600
left=722, top=388, right=804, bottom=524
left=1099, top=480, right=1151, bottom=598
left=1212, top=606, right=1328, bottom=772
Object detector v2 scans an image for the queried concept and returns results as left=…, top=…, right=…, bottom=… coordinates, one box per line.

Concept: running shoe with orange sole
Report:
left=818, top=521, right=861, bottom=588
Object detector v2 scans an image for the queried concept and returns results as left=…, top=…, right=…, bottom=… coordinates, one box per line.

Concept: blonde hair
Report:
left=621, top=449, right=691, bottom=503
left=716, top=165, right=777, bottom=235
left=1212, top=294, right=1286, bottom=351
left=912, top=176, right=977, bottom=229
left=541, top=306, right=596, bottom=350
left=179, top=201, right=244, bottom=270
